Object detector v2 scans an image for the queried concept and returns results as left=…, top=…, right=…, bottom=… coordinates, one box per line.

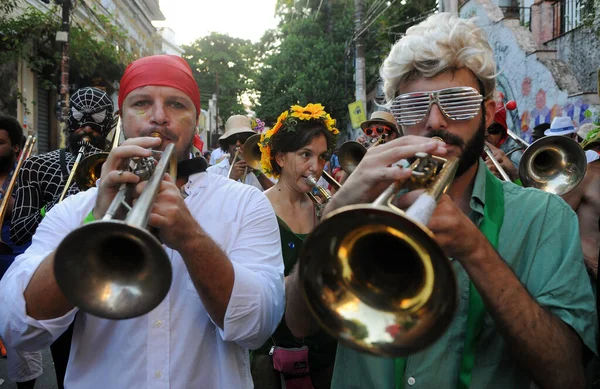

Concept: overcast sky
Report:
left=159, top=0, right=279, bottom=45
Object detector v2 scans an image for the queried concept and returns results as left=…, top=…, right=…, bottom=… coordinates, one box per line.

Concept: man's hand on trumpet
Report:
left=484, top=141, right=518, bottom=181
left=323, top=136, right=447, bottom=215
left=93, top=136, right=162, bottom=220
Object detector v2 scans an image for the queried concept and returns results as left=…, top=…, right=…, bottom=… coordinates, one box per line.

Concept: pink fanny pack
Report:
left=270, top=345, right=314, bottom=389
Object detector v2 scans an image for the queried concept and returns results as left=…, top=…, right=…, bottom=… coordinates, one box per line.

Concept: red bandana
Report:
left=118, top=55, right=201, bottom=115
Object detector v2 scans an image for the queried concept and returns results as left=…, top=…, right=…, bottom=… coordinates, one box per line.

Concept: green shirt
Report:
left=332, top=160, right=598, bottom=389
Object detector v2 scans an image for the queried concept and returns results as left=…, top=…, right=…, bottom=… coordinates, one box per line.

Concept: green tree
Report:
left=254, top=1, right=355, bottom=129
left=0, top=3, right=136, bottom=108
left=182, top=33, right=257, bottom=120
left=255, top=0, right=435, bottom=132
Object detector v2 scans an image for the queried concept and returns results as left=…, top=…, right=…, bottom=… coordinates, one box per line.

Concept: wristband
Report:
left=512, top=178, right=523, bottom=187
left=254, top=170, right=263, bottom=178
left=83, top=210, right=96, bottom=224
left=40, top=205, right=47, bottom=217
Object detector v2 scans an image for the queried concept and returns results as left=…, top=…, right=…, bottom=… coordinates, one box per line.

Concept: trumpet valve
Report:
left=129, top=157, right=156, bottom=180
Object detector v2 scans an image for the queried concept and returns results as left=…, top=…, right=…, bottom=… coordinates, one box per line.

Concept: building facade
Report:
left=6, top=0, right=182, bottom=153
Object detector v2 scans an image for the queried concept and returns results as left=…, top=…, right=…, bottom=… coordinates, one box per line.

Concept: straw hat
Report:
left=219, top=115, right=255, bottom=140
left=360, top=111, right=400, bottom=134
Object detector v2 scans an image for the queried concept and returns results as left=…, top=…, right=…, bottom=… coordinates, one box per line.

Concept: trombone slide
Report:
left=483, top=146, right=511, bottom=182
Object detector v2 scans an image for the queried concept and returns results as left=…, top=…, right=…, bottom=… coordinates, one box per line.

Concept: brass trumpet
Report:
left=338, top=135, right=387, bottom=174
left=298, top=151, right=458, bottom=357
left=0, top=136, right=36, bottom=254
left=304, top=172, right=342, bottom=205
left=53, top=139, right=177, bottom=320
left=485, top=130, right=586, bottom=195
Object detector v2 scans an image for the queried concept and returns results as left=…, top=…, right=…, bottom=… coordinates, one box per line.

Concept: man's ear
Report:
left=484, top=99, right=496, bottom=129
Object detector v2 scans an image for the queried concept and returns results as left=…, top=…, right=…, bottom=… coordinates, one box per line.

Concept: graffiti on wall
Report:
left=461, top=0, right=598, bottom=143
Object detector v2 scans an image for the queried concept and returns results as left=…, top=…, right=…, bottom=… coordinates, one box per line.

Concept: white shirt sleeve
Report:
left=0, top=190, right=95, bottom=352
left=215, top=186, right=284, bottom=350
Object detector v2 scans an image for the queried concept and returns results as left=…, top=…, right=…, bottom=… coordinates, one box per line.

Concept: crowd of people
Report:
left=0, top=11, right=599, bottom=389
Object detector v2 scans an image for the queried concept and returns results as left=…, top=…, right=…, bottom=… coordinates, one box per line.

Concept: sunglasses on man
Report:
left=230, top=133, right=252, bottom=145
left=486, top=123, right=504, bottom=135
left=390, top=86, right=484, bottom=126
left=364, top=125, right=393, bottom=137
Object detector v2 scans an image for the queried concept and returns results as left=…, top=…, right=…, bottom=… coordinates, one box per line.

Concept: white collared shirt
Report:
left=0, top=172, right=285, bottom=389
left=207, top=157, right=265, bottom=191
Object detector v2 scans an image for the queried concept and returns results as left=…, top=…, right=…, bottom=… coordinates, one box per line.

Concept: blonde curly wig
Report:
left=381, top=13, right=497, bottom=101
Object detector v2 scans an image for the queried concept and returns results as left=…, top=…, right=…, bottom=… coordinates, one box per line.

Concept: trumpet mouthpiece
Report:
left=304, top=175, right=318, bottom=186
left=150, top=132, right=163, bottom=145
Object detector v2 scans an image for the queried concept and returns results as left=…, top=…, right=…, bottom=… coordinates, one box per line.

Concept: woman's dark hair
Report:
left=269, top=121, right=334, bottom=176
left=0, top=114, right=24, bottom=148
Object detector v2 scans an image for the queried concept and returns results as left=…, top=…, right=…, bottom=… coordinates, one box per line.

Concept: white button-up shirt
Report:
left=0, top=172, right=285, bottom=389
left=207, top=157, right=265, bottom=191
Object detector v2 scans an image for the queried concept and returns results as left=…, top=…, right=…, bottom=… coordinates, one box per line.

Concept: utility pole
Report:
left=354, top=0, right=367, bottom=105
left=56, top=0, right=72, bottom=127
left=214, top=71, right=219, bottom=147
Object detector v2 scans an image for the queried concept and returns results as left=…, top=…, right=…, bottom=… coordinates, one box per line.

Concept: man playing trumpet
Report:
left=207, top=114, right=274, bottom=190
left=0, top=55, right=285, bottom=388
left=285, top=13, right=596, bottom=389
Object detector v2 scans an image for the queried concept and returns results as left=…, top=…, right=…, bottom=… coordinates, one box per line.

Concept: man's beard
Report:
left=68, top=132, right=107, bottom=154
left=0, top=154, right=15, bottom=173
left=426, top=117, right=486, bottom=177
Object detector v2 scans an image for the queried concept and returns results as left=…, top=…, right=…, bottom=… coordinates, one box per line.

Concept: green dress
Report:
left=252, top=215, right=338, bottom=371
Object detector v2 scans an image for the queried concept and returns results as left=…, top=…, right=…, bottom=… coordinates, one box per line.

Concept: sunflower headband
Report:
left=259, top=103, right=340, bottom=178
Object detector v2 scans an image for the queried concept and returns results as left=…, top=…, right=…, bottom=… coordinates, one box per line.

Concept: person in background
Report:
left=207, top=115, right=274, bottom=191
left=251, top=103, right=339, bottom=389
left=0, top=115, right=42, bottom=389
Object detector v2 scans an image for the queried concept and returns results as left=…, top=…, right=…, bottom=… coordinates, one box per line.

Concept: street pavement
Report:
left=0, top=348, right=58, bottom=389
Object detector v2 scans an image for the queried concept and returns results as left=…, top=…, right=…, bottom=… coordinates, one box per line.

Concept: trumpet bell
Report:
left=54, top=221, right=173, bottom=320
left=338, top=141, right=366, bottom=174
left=300, top=204, right=457, bottom=357
left=519, top=135, right=587, bottom=195
left=242, top=133, right=262, bottom=170
left=75, top=152, right=108, bottom=190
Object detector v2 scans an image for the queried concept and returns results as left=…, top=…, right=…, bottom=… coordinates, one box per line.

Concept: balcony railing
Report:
left=551, top=0, right=590, bottom=37
left=499, top=6, right=532, bottom=30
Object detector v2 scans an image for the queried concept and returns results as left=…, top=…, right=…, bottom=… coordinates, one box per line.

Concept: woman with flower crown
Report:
left=250, top=103, right=339, bottom=389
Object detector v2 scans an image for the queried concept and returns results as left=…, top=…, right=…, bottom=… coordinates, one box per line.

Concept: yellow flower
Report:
left=290, top=103, right=326, bottom=120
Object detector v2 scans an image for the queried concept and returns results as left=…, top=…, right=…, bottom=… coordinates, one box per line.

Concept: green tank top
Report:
left=252, top=215, right=338, bottom=370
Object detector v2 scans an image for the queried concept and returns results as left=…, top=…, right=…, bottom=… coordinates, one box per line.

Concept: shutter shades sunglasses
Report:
left=390, top=87, right=484, bottom=126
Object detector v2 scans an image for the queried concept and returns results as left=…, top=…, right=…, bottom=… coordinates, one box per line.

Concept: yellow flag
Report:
left=348, top=101, right=367, bottom=129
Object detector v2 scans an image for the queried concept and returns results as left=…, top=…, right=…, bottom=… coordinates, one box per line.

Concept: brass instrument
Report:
left=305, top=172, right=342, bottom=205
left=58, top=136, right=92, bottom=202
left=483, top=145, right=511, bottom=182
left=240, top=133, right=263, bottom=182
left=74, top=118, right=122, bottom=190
left=0, top=136, right=36, bottom=254
left=485, top=130, right=586, bottom=195
left=338, top=135, right=387, bottom=174
left=53, top=138, right=177, bottom=320
left=298, top=151, right=458, bottom=357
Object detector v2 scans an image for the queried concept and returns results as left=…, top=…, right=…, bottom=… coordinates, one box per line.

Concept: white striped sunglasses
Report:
left=390, top=87, right=484, bottom=126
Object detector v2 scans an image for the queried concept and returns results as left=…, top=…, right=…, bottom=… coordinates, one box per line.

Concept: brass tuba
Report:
left=53, top=137, right=177, bottom=320
left=298, top=151, right=458, bottom=357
